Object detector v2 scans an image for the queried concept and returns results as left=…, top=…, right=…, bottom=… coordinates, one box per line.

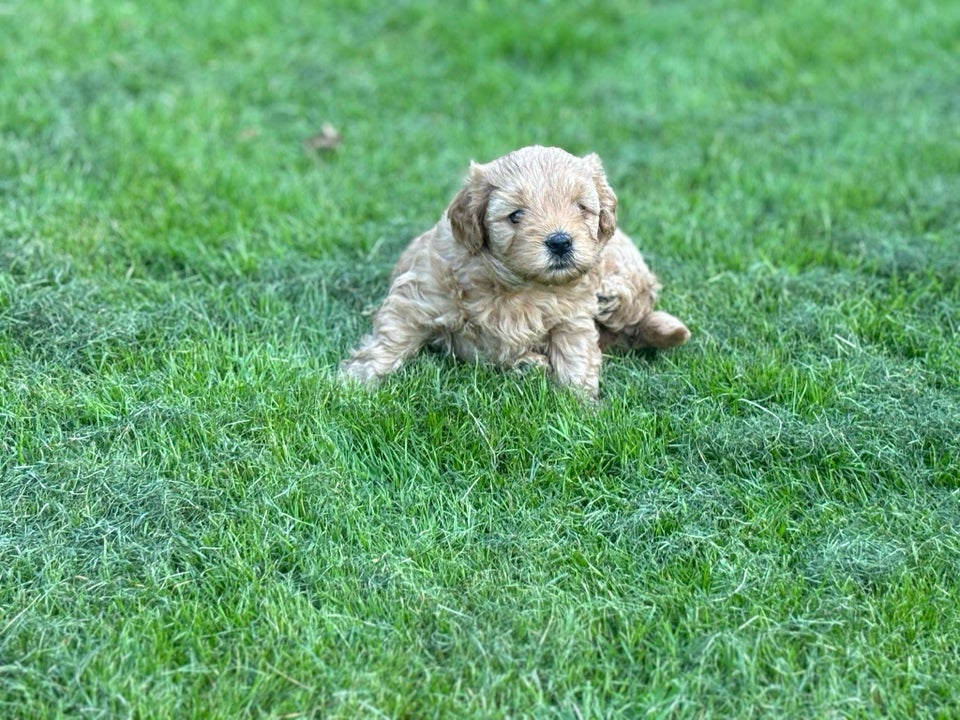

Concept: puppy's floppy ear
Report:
left=583, top=153, right=618, bottom=243
left=447, top=161, right=492, bottom=254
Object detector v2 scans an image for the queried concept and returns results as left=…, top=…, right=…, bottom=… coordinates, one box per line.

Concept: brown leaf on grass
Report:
left=303, top=123, right=342, bottom=154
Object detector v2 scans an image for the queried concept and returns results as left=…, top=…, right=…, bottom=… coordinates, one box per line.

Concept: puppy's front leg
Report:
left=548, top=319, right=602, bottom=400
left=340, top=288, right=434, bottom=385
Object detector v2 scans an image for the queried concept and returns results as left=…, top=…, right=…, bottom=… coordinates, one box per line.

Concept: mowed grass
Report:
left=2, top=0, right=959, bottom=717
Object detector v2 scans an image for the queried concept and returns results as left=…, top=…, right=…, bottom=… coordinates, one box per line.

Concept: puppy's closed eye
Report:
left=577, top=202, right=597, bottom=216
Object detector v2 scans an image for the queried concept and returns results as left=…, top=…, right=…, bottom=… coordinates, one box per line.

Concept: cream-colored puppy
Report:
left=341, top=146, right=689, bottom=399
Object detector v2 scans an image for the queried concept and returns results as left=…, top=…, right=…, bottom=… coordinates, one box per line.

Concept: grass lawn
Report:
left=2, top=0, right=960, bottom=716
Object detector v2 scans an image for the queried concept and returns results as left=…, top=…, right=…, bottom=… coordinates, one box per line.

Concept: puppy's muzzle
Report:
left=545, top=231, right=573, bottom=258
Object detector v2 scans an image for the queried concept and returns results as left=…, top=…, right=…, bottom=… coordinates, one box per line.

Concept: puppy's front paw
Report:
left=572, top=380, right=600, bottom=404
left=513, top=351, right=551, bottom=372
left=339, top=359, right=381, bottom=387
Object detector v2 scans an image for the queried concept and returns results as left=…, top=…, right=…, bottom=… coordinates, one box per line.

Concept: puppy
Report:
left=341, top=146, right=689, bottom=399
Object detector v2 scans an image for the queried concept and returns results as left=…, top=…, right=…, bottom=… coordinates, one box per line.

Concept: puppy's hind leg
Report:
left=621, top=310, right=690, bottom=350
left=340, top=291, right=433, bottom=385
left=596, top=274, right=689, bottom=351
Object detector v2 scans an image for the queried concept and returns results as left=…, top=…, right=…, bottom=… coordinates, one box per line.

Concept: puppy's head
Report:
left=448, top=146, right=618, bottom=285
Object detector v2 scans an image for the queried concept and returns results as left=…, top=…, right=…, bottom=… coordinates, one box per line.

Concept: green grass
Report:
left=2, top=0, right=960, bottom=717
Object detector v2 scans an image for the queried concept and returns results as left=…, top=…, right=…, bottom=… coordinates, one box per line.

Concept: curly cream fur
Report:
left=341, top=146, right=689, bottom=399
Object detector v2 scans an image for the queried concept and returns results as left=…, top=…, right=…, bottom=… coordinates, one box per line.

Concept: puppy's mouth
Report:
left=541, top=254, right=587, bottom=283
left=548, top=255, right=576, bottom=271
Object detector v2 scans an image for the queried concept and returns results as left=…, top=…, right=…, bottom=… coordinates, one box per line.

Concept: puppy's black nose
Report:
left=545, top=231, right=573, bottom=256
